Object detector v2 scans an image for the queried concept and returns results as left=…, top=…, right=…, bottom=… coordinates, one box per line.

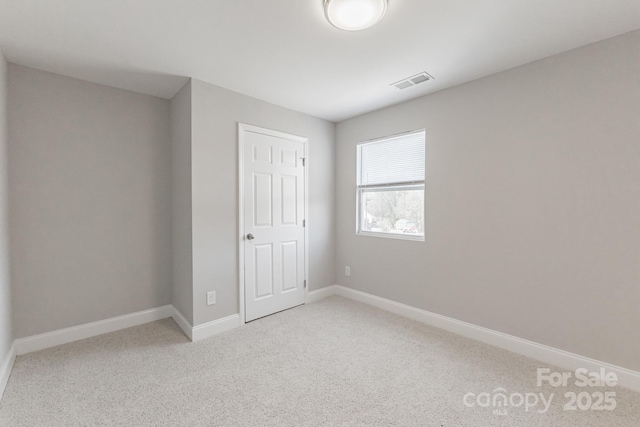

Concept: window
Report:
left=357, top=130, right=425, bottom=240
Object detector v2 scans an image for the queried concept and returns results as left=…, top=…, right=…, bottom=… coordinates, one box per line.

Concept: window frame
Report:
left=356, top=130, right=426, bottom=242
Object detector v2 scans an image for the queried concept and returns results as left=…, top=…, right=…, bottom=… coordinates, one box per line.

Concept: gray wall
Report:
left=335, top=31, right=640, bottom=371
left=170, top=81, right=193, bottom=324
left=0, top=50, right=12, bottom=364
left=191, top=79, right=336, bottom=326
left=8, top=65, right=173, bottom=338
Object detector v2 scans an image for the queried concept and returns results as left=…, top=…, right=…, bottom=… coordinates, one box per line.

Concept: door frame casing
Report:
left=238, top=123, right=309, bottom=325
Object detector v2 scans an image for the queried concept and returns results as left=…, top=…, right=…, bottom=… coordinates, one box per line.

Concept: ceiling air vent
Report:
left=391, top=72, right=434, bottom=90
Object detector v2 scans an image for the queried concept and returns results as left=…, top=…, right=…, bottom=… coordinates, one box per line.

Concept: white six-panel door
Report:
left=240, top=124, right=306, bottom=322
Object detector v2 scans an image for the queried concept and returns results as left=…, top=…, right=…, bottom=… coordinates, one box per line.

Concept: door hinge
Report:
left=304, top=280, right=307, bottom=288
left=301, top=158, right=306, bottom=166
left=303, top=219, right=306, bottom=227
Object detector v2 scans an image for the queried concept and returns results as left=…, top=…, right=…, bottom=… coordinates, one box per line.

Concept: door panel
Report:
left=254, top=244, right=274, bottom=299
left=281, top=175, right=298, bottom=225
left=253, top=144, right=272, bottom=164
left=242, top=126, right=306, bottom=322
left=253, top=173, right=273, bottom=227
left=281, top=241, right=298, bottom=292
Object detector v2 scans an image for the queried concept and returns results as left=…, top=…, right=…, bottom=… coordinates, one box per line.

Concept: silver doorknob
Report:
left=246, top=233, right=255, bottom=240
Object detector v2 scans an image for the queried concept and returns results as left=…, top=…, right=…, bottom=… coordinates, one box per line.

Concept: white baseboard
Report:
left=0, top=305, right=240, bottom=399
left=15, top=305, right=173, bottom=355
left=5, top=286, right=637, bottom=394
left=331, top=285, right=640, bottom=392
left=172, top=308, right=241, bottom=343
left=170, top=306, right=193, bottom=341
left=191, top=314, right=241, bottom=342
left=11, top=304, right=242, bottom=356
left=0, top=342, right=16, bottom=399
left=306, top=284, right=338, bottom=303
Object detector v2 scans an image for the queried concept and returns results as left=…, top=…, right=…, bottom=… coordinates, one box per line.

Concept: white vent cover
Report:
left=391, top=72, right=434, bottom=89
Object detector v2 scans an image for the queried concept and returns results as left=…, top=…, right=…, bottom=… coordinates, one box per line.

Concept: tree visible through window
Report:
left=357, top=130, right=425, bottom=240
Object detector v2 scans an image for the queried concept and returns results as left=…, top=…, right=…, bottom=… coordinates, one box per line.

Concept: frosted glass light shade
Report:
left=324, top=0, right=388, bottom=31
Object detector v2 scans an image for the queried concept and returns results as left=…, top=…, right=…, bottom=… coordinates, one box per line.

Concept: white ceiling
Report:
left=0, top=0, right=638, bottom=122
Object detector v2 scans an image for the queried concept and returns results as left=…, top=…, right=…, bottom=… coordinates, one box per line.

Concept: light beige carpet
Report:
left=0, top=296, right=638, bottom=426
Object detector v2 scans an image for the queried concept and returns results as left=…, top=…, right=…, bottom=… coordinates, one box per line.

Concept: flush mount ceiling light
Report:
left=324, top=0, right=388, bottom=31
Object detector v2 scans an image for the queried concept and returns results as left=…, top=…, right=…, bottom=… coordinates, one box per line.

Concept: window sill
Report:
left=356, top=231, right=424, bottom=242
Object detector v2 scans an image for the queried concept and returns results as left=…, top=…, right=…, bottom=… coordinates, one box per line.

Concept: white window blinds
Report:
left=358, top=130, right=425, bottom=187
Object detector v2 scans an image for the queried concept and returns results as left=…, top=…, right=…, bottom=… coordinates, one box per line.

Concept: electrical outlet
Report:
left=345, top=266, right=351, bottom=276
left=207, top=291, right=216, bottom=306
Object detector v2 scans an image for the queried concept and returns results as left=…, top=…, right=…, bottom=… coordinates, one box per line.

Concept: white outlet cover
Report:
left=207, top=291, right=216, bottom=306
left=345, top=266, right=351, bottom=276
